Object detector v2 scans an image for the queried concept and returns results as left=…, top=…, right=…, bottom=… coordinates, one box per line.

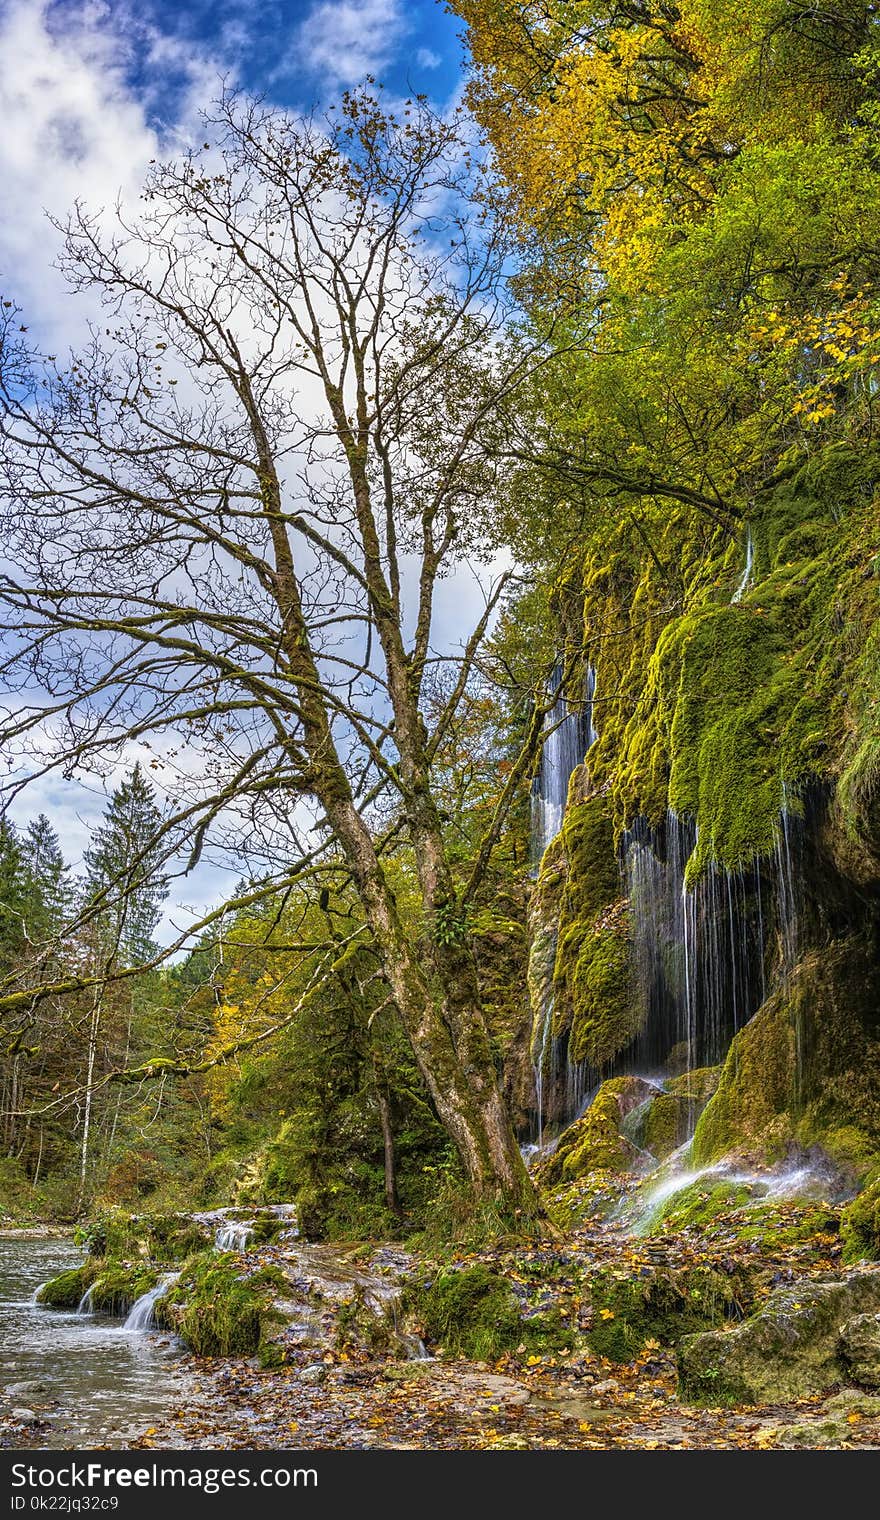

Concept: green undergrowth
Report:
left=75, top=1209, right=210, bottom=1264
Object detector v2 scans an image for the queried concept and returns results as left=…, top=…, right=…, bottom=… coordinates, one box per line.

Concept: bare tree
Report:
left=0, top=91, right=567, bottom=1221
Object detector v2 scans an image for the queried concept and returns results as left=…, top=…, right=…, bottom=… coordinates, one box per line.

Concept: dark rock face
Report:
left=679, top=1270, right=880, bottom=1403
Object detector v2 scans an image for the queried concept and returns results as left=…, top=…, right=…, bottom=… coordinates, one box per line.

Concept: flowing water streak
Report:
left=530, top=663, right=597, bottom=867
left=123, top=1272, right=180, bottom=1334
left=626, top=811, right=769, bottom=1078
left=534, top=993, right=555, bottom=1150
left=77, top=1282, right=96, bottom=1316
left=732, top=529, right=754, bottom=603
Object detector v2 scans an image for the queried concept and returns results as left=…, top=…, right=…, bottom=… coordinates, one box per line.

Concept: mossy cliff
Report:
left=693, top=935, right=880, bottom=1172
left=577, top=446, right=880, bottom=873
left=527, top=442, right=880, bottom=1170
left=528, top=778, right=641, bottom=1120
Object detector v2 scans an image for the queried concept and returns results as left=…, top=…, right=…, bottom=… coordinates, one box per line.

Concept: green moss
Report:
left=586, top=1265, right=749, bottom=1362
left=693, top=938, right=880, bottom=1169
left=535, top=794, right=640, bottom=1069
left=156, top=1250, right=286, bottom=1357
left=574, top=451, right=879, bottom=876
left=642, top=1093, right=691, bottom=1159
left=36, top=1262, right=99, bottom=1308
left=89, top=1263, right=160, bottom=1316
left=646, top=1179, right=763, bottom=1235
left=536, top=1076, right=647, bottom=1186
left=545, top=1173, right=624, bottom=1230
left=841, top=1176, right=880, bottom=1263
left=77, top=1210, right=210, bottom=1264
left=638, top=1071, right=722, bottom=1159
left=406, top=1265, right=569, bottom=1360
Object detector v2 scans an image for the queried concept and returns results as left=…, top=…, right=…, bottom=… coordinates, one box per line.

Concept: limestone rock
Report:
left=839, top=1312, right=880, bottom=1387
left=679, top=1270, right=880, bottom=1403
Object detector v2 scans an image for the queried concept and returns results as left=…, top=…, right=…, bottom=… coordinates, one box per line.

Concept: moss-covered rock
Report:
left=89, top=1264, right=161, bottom=1316
left=536, top=1076, right=653, bottom=1187
left=405, top=1264, right=569, bottom=1361
left=692, top=938, right=880, bottom=1172
left=841, top=1176, right=880, bottom=1263
left=156, top=1250, right=286, bottom=1357
left=585, top=1264, right=750, bottom=1363
left=645, top=1178, right=761, bottom=1236
left=36, top=1262, right=99, bottom=1309
left=679, top=1271, right=880, bottom=1404
left=551, top=797, right=640, bottom=1068
left=839, top=1312, right=880, bottom=1387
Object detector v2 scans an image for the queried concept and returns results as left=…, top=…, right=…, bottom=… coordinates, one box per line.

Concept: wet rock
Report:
left=839, top=1312, right=880, bottom=1386
left=5, top=1382, right=48, bottom=1398
left=11, top=1409, right=38, bottom=1423
left=679, top=1270, right=880, bottom=1403
left=299, top=1364, right=328, bottom=1385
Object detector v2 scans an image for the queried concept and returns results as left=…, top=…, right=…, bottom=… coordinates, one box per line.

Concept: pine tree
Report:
left=20, top=814, right=71, bottom=946
left=82, top=764, right=168, bottom=966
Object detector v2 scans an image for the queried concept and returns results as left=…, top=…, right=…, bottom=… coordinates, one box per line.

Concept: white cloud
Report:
left=416, top=46, right=441, bottom=69
left=0, top=0, right=152, bottom=338
left=281, top=0, right=407, bottom=90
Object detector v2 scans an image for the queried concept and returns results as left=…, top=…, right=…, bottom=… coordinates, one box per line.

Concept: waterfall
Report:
left=76, top=1282, right=96, bottom=1316
left=732, top=529, right=754, bottom=603
left=624, top=811, right=777, bottom=1074
left=533, top=993, right=555, bottom=1150
left=124, top=1272, right=180, bottom=1334
left=215, top=1221, right=254, bottom=1252
left=530, top=663, right=597, bottom=867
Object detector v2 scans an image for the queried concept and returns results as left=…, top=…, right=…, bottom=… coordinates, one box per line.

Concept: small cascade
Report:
left=76, top=1282, right=96, bottom=1316
left=530, top=663, right=597, bottom=867
left=731, top=529, right=755, bottom=603
left=123, top=1272, right=180, bottom=1334
left=215, top=1221, right=254, bottom=1252
left=621, top=1146, right=836, bottom=1235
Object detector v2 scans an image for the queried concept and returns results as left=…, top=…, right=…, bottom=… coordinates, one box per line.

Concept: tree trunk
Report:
left=377, top=1090, right=400, bottom=1215
left=78, top=991, right=101, bottom=1214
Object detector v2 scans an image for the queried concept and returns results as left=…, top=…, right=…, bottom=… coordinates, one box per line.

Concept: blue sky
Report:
left=0, top=0, right=476, bottom=941
left=42, top=0, right=465, bottom=124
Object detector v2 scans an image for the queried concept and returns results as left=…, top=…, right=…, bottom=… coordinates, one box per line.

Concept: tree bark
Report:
left=377, top=1089, right=400, bottom=1215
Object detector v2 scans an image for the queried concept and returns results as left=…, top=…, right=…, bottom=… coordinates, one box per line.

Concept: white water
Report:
left=123, top=1272, right=180, bottom=1334
left=76, top=1282, right=96, bottom=1316
left=215, top=1222, right=254, bottom=1252
left=622, top=1145, right=834, bottom=1234
left=531, top=663, right=597, bottom=866
left=5, top=1237, right=190, bottom=1448
left=732, top=529, right=754, bottom=603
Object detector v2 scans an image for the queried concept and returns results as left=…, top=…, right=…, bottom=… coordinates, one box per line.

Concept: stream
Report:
left=0, top=1234, right=194, bottom=1448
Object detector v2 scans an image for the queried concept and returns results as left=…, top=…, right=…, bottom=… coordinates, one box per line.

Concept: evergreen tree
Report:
left=82, top=764, right=168, bottom=966
left=20, top=814, right=71, bottom=945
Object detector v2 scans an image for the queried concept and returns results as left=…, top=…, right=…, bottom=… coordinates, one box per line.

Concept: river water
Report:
left=0, top=1234, right=193, bottom=1448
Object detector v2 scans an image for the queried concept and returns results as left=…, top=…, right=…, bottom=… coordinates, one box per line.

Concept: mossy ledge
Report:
left=155, top=1250, right=287, bottom=1357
